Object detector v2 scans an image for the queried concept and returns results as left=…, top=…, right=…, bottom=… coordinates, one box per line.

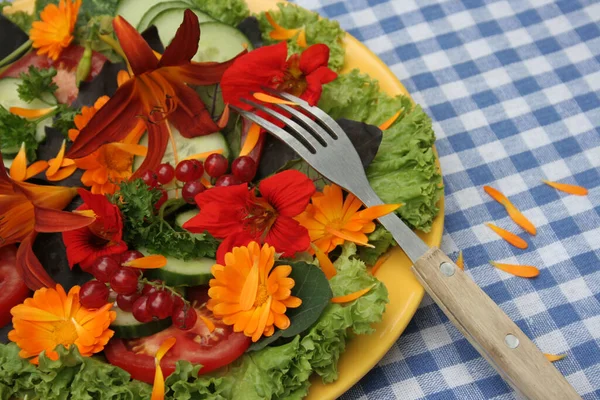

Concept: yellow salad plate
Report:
left=245, top=1, right=445, bottom=399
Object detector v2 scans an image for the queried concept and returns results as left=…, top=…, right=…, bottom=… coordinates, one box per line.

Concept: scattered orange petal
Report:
left=370, top=253, right=391, bottom=276
left=253, top=92, right=297, bottom=105
left=47, top=140, right=66, bottom=176
left=331, top=285, right=375, bottom=303
left=217, top=104, right=230, bottom=129
left=200, top=177, right=213, bottom=188
left=9, top=106, right=56, bottom=119
left=109, top=142, right=148, bottom=156
left=199, top=315, right=215, bottom=333
left=485, top=223, right=528, bottom=249
left=239, top=122, right=261, bottom=157
left=357, top=203, right=401, bottom=220
left=455, top=251, right=464, bottom=270
left=151, top=337, right=176, bottom=400
left=490, top=261, right=539, bottom=278
left=311, top=243, right=337, bottom=279
left=504, top=202, right=536, bottom=236
left=325, top=227, right=373, bottom=247
left=378, top=110, right=402, bottom=131
left=483, top=185, right=509, bottom=204
left=25, top=160, right=49, bottom=179
left=9, top=143, right=28, bottom=181
left=46, top=165, right=77, bottom=181
left=296, top=28, right=307, bottom=48
left=544, top=353, right=567, bottom=362
left=123, top=255, right=167, bottom=269
left=265, top=12, right=301, bottom=40
left=183, top=148, right=224, bottom=161
left=542, top=180, right=587, bottom=196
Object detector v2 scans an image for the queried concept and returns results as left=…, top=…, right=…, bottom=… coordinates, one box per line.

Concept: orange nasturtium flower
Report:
left=29, top=0, right=81, bottom=61
left=295, top=184, right=401, bottom=254
left=70, top=96, right=148, bottom=194
left=8, top=284, right=116, bottom=364
left=207, top=242, right=302, bottom=342
left=66, top=9, right=240, bottom=178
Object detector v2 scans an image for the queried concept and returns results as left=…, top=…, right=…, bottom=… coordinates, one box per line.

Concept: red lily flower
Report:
left=183, top=170, right=315, bottom=263
left=65, top=10, right=242, bottom=177
left=221, top=41, right=337, bottom=112
left=62, top=189, right=128, bottom=269
left=0, top=154, right=94, bottom=289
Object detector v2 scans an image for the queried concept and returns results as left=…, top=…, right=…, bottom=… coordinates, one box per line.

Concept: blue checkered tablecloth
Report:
left=292, top=0, right=600, bottom=398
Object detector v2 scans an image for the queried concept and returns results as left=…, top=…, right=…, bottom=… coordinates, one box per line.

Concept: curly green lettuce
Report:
left=189, top=0, right=250, bottom=26
left=319, top=70, right=443, bottom=232
left=256, top=3, right=345, bottom=71
left=0, top=343, right=152, bottom=399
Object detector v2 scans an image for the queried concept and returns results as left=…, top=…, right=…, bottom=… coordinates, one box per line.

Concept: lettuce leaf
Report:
left=0, top=343, right=151, bottom=399
left=189, top=0, right=250, bottom=26
left=319, top=70, right=443, bottom=232
left=255, top=3, right=345, bottom=71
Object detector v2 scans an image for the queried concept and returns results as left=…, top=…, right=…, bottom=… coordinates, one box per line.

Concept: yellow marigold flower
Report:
left=29, top=0, right=81, bottom=61
left=70, top=95, right=147, bottom=195
left=207, top=242, right=302, bottom=342
left=295, top=184, right=401, bottom=254
left=8, top=284, right=116, bottom=364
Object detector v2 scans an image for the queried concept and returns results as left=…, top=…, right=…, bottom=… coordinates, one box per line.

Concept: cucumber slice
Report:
left=193, top=22, right=253, bottom=63
left=142, top=251, right=215, bottom=287
left=150, top=8, right=215, bottom=48
left=137, top=1, right=193, bottom=32
left=133, top=124, right=229, bottom=170
left=116, top=0, right=192, bottom=32
left=0, top=78, right=55, bottom=110
left=175, top=209, right=199, bottom=228
left=110, top=307, right=171, bottom=339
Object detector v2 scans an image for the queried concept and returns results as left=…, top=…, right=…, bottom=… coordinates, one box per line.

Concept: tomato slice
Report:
left=104, top=302, right=250, bottom=384
left=0, top=246, right=30, bottom=327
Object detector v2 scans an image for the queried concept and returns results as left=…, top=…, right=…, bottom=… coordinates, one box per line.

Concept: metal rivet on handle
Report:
left=440, top=262, right=455, bottom=277
left=505, top=334, right=520, bottom=349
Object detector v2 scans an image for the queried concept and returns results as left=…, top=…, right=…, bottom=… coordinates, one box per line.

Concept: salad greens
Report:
left=190, top=0, right=250, bottom=26
left=0, top=106, right=39, bottom=160
left=319, top=70, right=443, bottom=232
left=17, top=66, right=58, bottom=104
left=256, top=3, right=346, bottom=71
left=112, top=180, right=219, bottom=261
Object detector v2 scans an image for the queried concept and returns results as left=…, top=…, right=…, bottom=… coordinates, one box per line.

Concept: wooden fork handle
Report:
left=411, top=247, right=580, bottom=400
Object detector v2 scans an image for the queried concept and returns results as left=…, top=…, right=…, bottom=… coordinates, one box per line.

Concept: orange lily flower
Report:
left=0, top=154, right=94, bottom=289
left=65, top=10, right=242, bottom=177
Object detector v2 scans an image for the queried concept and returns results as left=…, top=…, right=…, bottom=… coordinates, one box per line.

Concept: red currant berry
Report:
left=155, top=188, right=168, bottom=210
left=141, top=281, right=160, bottom=296
left=204, top=154, right=228, bottom=178
left=175, top=160, right=201, bottom=182
left=147, top=290, right=174, bottom=319
left=172, top=305, right=198, bottom=330
left=231, top=156, right=257, bottom=182
left=120, top=250, right=144, bottom=265
left=79, top=280, right=109, bottom=309
left=190, top=160, right=204, bottom=179
left=156, top=163, right=175, bottom=184
left=171, top=295, right=185, bottom=314
left=215, top=174, right=242, bottom=187
left=141, top=170, right=159, bottom=187
left=132, top=296, right=153, bottom=323
left=116, top=292, right=141, bottom=312
left=91, top=256, right=120, bottom=283
left=110, top=268, right=139, bottom=295
left=182, top=180, right=206, bottom=204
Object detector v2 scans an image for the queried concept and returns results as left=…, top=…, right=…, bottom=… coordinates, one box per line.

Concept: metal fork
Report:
left=231, top=89, right=580, bottom=400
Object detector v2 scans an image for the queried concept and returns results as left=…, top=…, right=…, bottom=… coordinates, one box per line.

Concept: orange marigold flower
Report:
left=29, top=0, right=81, bottom=61
left=207, top=242, right=302, bottom=342
left=295, top=184, right=401, bottom=254
left=70, top=95, right=147, bottom=195
left=8, top=284, right=116, bottom=364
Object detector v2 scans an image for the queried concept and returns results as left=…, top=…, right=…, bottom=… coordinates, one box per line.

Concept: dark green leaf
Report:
left=17, top=66, right=58, bottom=104
left=0, top=105, right=39, bottom=160
left=52, top=105, right=80, bottom=137
left=249, top=261, right=332, bottom=351
left=237, top=17, right=262, bottom=48
left=356, top=225, right=395, bottom=265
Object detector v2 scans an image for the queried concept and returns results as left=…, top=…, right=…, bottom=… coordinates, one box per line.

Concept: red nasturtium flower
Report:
left=183, top=170, right=315, bottom=263
left=65, top=9, right=241, bottom=177
left=62, top=189, right=127, bottom=269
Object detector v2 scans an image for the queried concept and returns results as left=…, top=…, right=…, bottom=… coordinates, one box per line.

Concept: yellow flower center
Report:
left=254, top=284, right=269, bottom=307
left=98, top=145, right=133, bottom=172
left=51, top=319, right=78, bottom=346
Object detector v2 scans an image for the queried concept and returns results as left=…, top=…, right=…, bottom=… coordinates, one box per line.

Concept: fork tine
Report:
left=239, top=98, right=324, bottom=152
left=272, top=103, right=331, bottom=147
left=230, top=105, right=316, bottom=160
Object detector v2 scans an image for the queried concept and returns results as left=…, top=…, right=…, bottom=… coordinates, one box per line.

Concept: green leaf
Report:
left=52, top=105, right=80, bottom=137
left=357, top=225, right=395, bottom=265
left=248, top=261, right=332, bottom=351
left=0, top=105, right=39, bottom=160
left=188, top=0, right=250, bottom=26
left=17, top=66, right=58, bottom=104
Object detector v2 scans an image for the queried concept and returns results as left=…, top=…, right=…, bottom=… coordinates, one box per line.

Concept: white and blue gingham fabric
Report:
left=292, top=0, right=600, bottom=398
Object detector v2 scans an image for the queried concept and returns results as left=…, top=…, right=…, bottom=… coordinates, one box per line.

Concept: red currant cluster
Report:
left=140, top=154, right=258, bottom=205
left=79, top=252, right=197, bottom=330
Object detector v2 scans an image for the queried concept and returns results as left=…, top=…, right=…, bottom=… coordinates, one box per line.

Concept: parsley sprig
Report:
left=0, top=106, right=38, bottom=160
left=17, top=66, right=58, bottom=105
